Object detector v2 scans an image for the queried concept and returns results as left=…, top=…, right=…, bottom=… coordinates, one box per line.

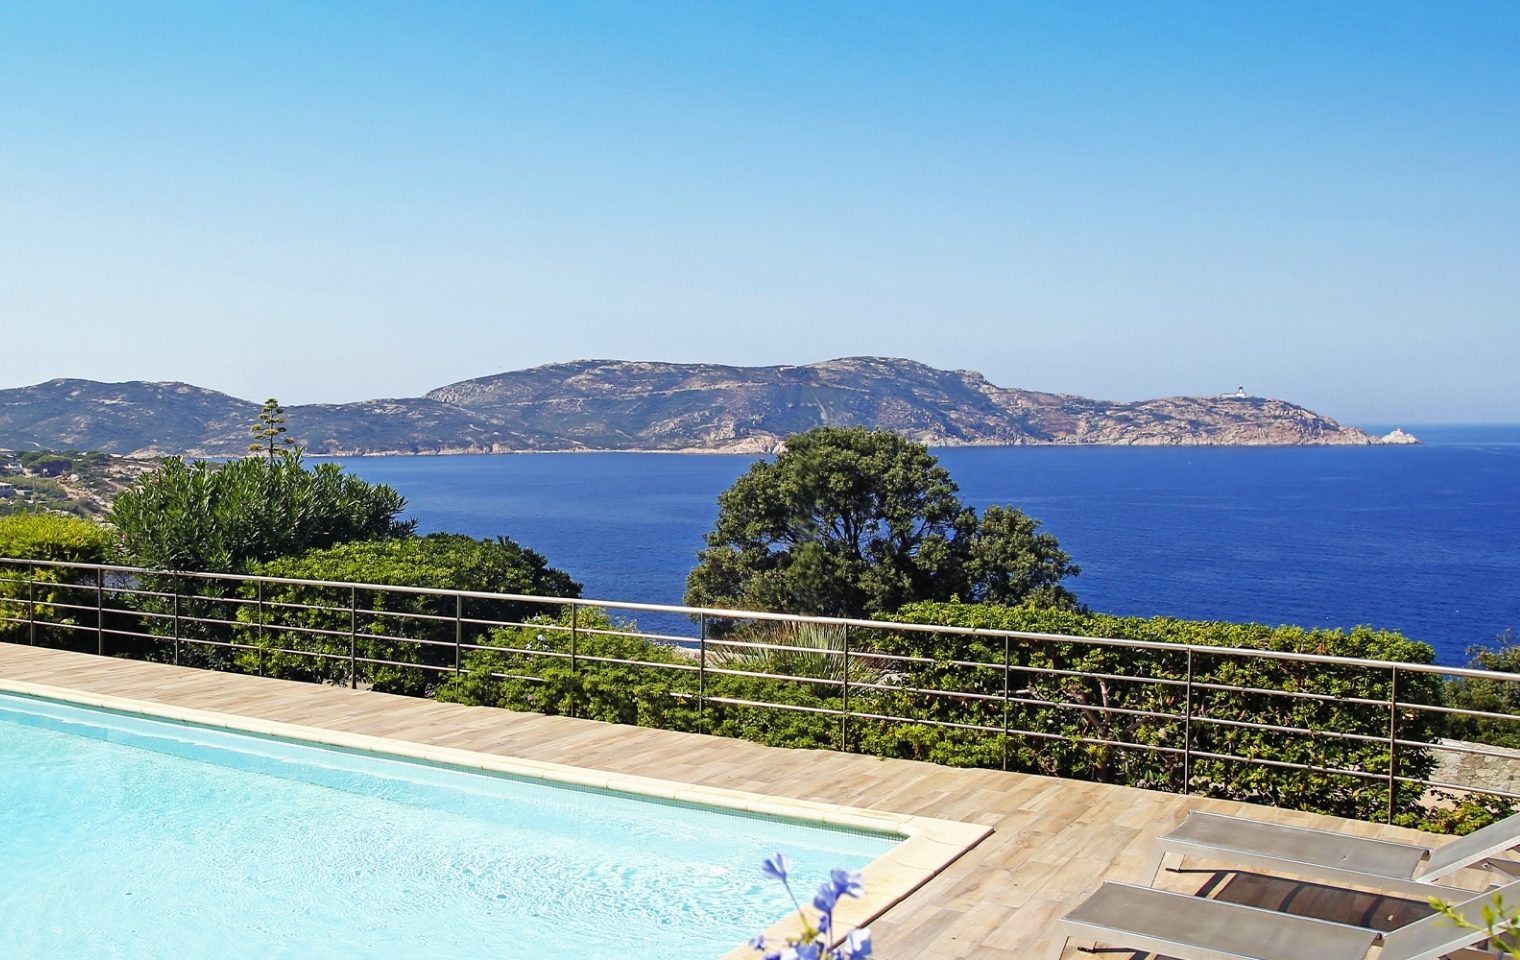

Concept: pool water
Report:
left=0, top=693, right=895, bottom=960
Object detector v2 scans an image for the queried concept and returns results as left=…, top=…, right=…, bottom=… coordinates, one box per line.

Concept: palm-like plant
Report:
left=706, top=621, right=886, bottom=687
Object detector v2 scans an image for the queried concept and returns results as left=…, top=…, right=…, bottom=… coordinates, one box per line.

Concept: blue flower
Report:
left=813, top=882, right=840, bottom=914
left=756, top=856, right=872, bottom=960
left=762, top=853, right=793, bottom=883
left=844, top=928, right=873, bottom=958
left=830, top=869, right=865, bottom=900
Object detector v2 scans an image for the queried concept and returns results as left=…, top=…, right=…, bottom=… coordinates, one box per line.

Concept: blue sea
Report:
left=330, top=424, right=1520, bottom=666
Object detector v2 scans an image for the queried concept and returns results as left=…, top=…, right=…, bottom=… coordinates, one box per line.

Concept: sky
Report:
left=1, top=2, right=1516, bottom=424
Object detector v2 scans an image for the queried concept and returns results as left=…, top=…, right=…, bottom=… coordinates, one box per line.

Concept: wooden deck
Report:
left=0, top=643, right=1468, bottom=958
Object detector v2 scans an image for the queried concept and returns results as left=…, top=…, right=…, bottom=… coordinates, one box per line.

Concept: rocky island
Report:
left=0, top=357, right=1412, bottom=456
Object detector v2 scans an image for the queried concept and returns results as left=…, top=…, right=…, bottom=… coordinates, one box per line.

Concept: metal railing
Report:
left=3, top=557, right=1518, bottom=826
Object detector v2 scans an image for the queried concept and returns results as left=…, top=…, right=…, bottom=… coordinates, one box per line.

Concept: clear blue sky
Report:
left=2, top=1, right=1515, bottom=423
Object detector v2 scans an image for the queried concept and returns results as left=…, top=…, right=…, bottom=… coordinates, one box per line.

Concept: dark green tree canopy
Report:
left=109, top=452, right=414, bottom=572
left=684, top=426, right=1078, bottom=619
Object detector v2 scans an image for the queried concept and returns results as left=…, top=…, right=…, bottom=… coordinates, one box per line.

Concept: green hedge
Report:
left=436, top=609, right=700, bottom=730
left=0, top=514, right=117, bottom=650
left=871, top=602, right=1444, bottom=824
left=437, top=599, right=1459, bottom=826
left=229, top=534, right=581, bottom=695
left=436, top=614, right=858, bottom=746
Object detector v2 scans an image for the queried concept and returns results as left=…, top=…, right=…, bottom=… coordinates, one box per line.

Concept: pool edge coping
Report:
left=0, top=676, right=993, bottom=958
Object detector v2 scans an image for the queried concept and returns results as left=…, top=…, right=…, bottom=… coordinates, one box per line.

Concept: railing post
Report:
left=172, top=576, right=181, bottom=666
left=696, top=612, right=706, bottom=735
left=840, top=624, right=850, bottom=752
left=96, top=566, right=105, bottom=655
left=454, top=594, right=463, bottom=675
left=1002, top=633, right=1011, bottom=772
left=349, top=586, right=358, bottom=689
left=570, top=603, right=580, bottom=720
left=26, top=561, right=36, bottom=645
left=256, top=581, right=265, bottom=677
left=1183, top=649, right=1194, bottom=794
left=1387, top=665, right=1399, bottom=824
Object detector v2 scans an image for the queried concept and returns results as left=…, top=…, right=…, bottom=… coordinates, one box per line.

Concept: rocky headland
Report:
left=0, top=357, right=1413, bottom=456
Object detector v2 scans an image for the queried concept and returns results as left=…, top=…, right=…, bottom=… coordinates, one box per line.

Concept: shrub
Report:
left=108, top=452, right=415, bottom=668
left=440, top=598, right=1458, bottom=825
left=0, top=514, right=117, bottom=649
left=436, top=608, right=699, bottom=729
left=704, top=620, right=887, bottom=750
left=109, top=453, right=412, bottom=573
left=231, top=534, right=581, bottom=696
left=866, top=601, right=1444, bottom=823
left=1445, top=630, right=1520, bottom=749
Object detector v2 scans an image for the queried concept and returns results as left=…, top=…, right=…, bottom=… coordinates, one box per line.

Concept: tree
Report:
left=248, top=397, right=294, bottom=459
left=109, top=452, right=413, bottom=573
left=684, top=426, right=1078, bottom=619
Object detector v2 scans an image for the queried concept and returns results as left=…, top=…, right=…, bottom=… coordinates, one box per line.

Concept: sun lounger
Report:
left=1045, top=877, right=1520, bottom=960
left=1144, top=810, right=1520, bottom=898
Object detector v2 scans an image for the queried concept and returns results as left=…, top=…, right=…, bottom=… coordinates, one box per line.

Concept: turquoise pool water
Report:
left=0, top=693, right=895, bottom=960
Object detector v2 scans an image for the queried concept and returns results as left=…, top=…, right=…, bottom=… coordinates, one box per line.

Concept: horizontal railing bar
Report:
left=1190, top=680, right=1393, bottom=709
left=1401, top=739, right=1520, bottom=761
left=173, top=636, right=274, bottom=654
left=577, top=626, right=699, bottom=646
left=702, top=665, right=845, bottom=687
left=1183, top=748, right=1386, bottom=782
left=1403, top=776, right=1520, bottom=801
left=353, top=656, right=454, bottom=674
left=704, top=696, right=843, bottom=717
left=846, top=709, right=1191, bottom=755
left=1399, top=700, right=1520, bottom=722
left=705, top=637, right=849, bottom=658
left=575, top=654, right=701, bottom=674
left=235, top=642, right=346, bottom=659
left=1188, top=713, right=1390, bottom=745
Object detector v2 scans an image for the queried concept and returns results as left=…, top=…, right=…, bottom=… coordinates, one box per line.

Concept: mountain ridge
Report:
left=0, top=358, right=1402, bottom=456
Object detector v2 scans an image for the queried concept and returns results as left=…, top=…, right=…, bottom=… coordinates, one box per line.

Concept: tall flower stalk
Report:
left=752, top=853, right=874, bottom=960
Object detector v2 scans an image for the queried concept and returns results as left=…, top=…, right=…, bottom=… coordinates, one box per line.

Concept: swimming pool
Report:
left=0, top=691, right=903, bottom=960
